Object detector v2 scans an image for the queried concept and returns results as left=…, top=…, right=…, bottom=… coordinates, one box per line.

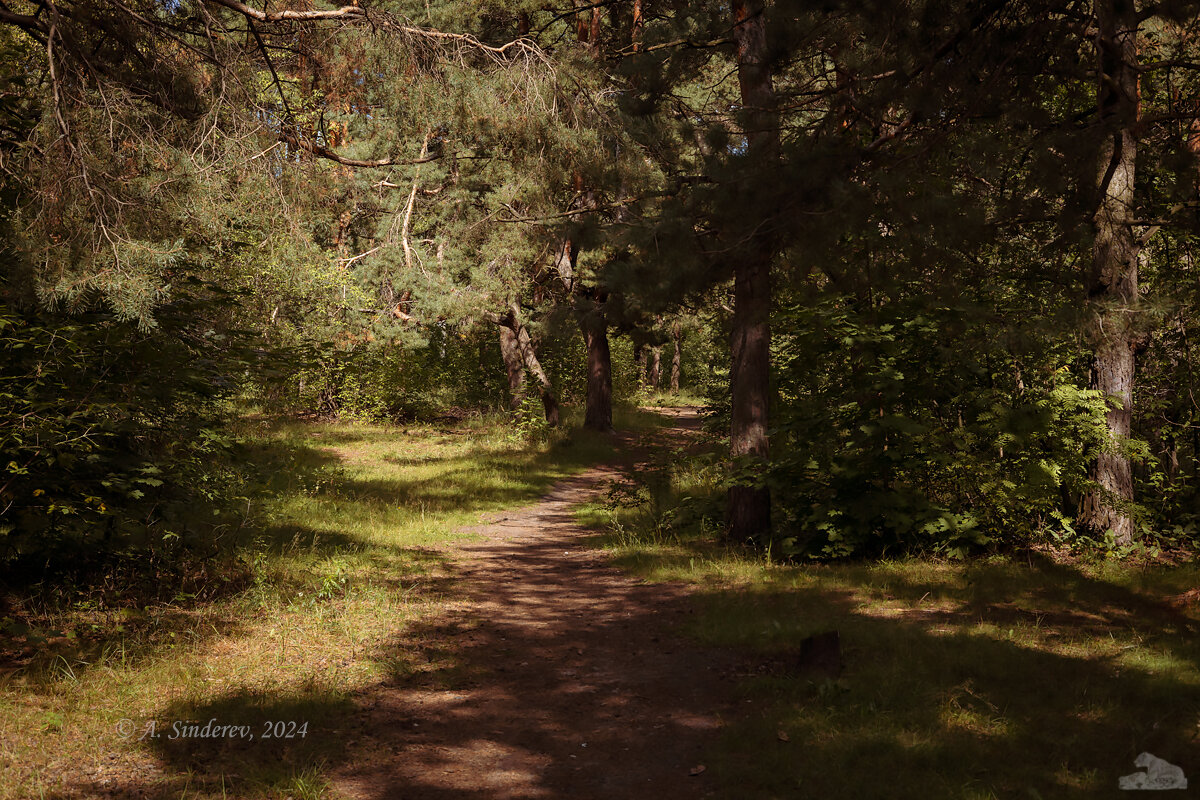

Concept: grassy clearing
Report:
left=582, top=458, right=1200, bottom=799
left=0, top=412, right=616, bottom=800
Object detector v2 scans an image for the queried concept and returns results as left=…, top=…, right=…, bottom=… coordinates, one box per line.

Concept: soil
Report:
left=333, top=409, right=743, bottom=799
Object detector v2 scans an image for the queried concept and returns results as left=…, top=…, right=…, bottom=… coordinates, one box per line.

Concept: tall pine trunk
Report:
left=579, top=305, right=613, bottom=431
left=578, top=296, right=613, bottom=431
left=1080, top=0, right=1140, bottom=546
left=555, top=224, right=613, bottom=432
left=728, top=0, right=778, bottom=539
left=634, top=341, right=646, bottom=391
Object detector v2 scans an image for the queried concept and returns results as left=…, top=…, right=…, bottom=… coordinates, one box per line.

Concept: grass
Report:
left=0, top=410, right=618, bottom=800
left=582, top=463, right=1200, bottom=798
left=9, top=404, right=1199, bottom=798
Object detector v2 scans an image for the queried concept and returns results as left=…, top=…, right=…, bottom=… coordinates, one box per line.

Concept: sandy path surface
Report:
left=334, top=412, right=741, bottom=799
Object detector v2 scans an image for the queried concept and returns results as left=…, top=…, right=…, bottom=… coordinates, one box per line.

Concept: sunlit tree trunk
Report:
left=498, top=325, right=525, bottom=411
left=1080, top=0, right=1140, bottom=546
left=647, top=346, right=661, bottom=389
left=491, top=308, right=560, bottom=426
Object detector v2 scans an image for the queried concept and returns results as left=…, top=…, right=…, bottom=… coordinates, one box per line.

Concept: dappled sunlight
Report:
left=603, top=540, right=1200, bottom=797
left=0, top=417, right=616, bottom=799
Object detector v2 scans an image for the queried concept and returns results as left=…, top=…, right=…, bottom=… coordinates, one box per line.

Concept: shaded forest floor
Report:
left=1, top=407, right=1200, bottom=798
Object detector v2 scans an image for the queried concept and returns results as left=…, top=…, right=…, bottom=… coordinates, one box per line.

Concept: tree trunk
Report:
left=647, top=346, right=661, bottom=389
left=1079, top=0, right=1140, bottom=546
left=513, top=321, right=561, bottom=427
left=491, top=307, right=560, bottom=426
left=498, top=325, right=525, bottom=411
left=671, top=324, right=682, bottom=393
left=554, top=220, right=613, bottom=432
left=579, top=306, right=613, bottom=431
left=728, top=0, right=778, bottom=540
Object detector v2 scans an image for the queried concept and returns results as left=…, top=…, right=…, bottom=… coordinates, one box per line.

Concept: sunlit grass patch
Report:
left=585, top=455, right=1200, bottom=797
left=0, top=413, right=613, bottom=799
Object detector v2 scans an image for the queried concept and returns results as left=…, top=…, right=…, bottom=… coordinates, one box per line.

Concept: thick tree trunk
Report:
left=579, top=307, right=613, bottom=431
left=729, top=255, right=772, bottom=538
left=1079, top=0, right=1140, bottom=546
left=671, top=325, right=682, bottom=393
left=728, top=0, right=778, bottom=540
left=498, top=325, right=525, bottom=411
left=555, top=227, right=613, bottom=432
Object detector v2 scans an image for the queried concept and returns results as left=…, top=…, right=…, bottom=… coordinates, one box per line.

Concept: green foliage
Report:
left=769, top=298, right=1112, bottom=558
left=264, top=322, right=509, bottom=421
left=0, top=284, right=256, bottom=572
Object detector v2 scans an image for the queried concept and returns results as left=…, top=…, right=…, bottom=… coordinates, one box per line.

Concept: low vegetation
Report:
left=0, top=413, right=616, bottom=800
left=582, top=458, right=1200, bottom=798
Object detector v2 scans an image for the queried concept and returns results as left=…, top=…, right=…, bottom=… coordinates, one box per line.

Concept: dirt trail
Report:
left=334, top=409, right=740, bottom=799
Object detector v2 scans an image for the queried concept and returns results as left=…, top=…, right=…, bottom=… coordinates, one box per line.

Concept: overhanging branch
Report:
left=281, top=132, right=442, bottom=168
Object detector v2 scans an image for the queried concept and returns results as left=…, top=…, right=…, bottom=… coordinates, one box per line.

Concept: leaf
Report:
left=777, top=730, right=790, bottom=742
left=688, top=765, right=706, bottom=776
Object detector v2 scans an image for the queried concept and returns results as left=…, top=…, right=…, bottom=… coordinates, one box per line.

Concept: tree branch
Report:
left=205, top=0, right=367, bottom=22
left=281, top=131, right=441, bottom=168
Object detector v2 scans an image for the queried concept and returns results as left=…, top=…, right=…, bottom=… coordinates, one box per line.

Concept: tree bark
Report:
left=579, top=305, right=614, bottom=431
left=1079, top=0, right=1140, bottom=546
left=515, top=322, right=561, bottom=426
left=498, top=324, right=526, bottom=411
left=728, top=0, right=778, bottom=540
left=554, top=218, right=613, bottom=432
left=647, top=346, right=661, bottom=389
left=671, top=324, right=682, bottom=393
left=490, top=308, right=560, bottom=426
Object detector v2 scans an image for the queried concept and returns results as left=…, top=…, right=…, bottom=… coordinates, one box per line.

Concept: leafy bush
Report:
left=768, top=298, right=1112, bottom=558
left=0, top=284, right=255, bottom=574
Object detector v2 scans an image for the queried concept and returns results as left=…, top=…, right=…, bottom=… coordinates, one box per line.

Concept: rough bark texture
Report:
left=498, top=325, right=526, bottom=411
left=647, top=346, right=661, bottom=389
left=728, top=0, right=778, bottom=540
left=555, top=222, right=613, bottom=432
left=1080, top=0, right=1140, bottom=546
left=495, top=307, right=560, bottom=427
left=580, top=307, right=614, bottom=432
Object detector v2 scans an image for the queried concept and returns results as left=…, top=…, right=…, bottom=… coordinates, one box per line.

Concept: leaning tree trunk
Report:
left=490, top=308, right=561, bottom=426
left=728, top=0, right=779, bottom=540
left=1079, top=0, right=1140, bottom=546
left=513, top=320, right=561, bottom=427
left=498, top=325, right=526, bottom=411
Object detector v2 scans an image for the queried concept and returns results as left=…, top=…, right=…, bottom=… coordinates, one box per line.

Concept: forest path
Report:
left=333, top=408, right=741, bottom=799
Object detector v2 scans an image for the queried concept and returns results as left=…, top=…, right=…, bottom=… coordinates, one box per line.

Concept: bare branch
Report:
left=204, top=0, right=368, bottom=22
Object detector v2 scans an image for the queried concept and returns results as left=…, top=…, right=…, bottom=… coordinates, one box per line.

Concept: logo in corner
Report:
left=1119, top=752, right=1187, bottom=791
